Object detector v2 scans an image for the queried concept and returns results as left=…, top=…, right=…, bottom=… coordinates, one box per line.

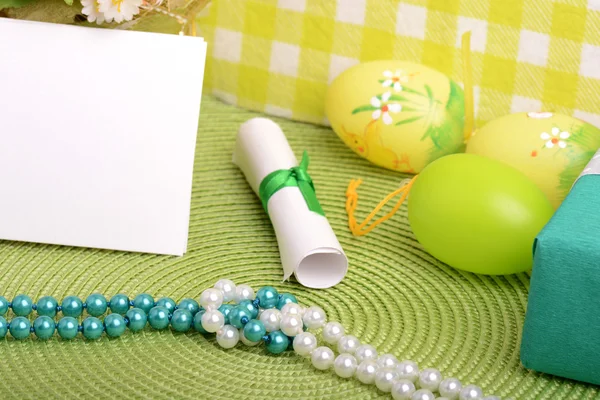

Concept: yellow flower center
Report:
left=112, top=0, right=123, bottom=12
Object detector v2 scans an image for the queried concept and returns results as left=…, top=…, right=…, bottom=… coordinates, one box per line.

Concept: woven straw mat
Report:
left=0, top=96, right=596, bottom=400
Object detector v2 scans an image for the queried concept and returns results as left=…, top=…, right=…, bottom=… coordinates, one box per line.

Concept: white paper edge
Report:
left=232, top=118, right=348, bottom=288
left=574, top=149, right=600, bottom=185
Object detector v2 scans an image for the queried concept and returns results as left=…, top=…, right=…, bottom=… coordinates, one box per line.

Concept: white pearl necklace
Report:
left=203, top=279, right=510, bottom=400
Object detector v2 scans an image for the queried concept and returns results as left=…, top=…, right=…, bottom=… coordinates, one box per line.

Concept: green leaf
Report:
left=401, top=86, right=427, bottom=97
left=351, top=105, right=378, bottom=114
left=388, top=94, right=410, bottom=102
left=0, top=0, right=37, bottom=8
left=399, top=106, right=426, bottom=112
left=64, top=0, right=73, bottom=5
left=424, top=84, right=434, bottom=100
left=395, top=115, right=425, bottom=126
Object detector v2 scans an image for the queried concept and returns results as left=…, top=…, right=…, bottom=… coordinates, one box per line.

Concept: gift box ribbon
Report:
left=258, top=151, right=325, bottom=217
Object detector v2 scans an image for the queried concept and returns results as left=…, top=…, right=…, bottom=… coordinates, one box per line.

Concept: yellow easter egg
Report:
left=466, top=112, right=600, bottom=208
left=325, top=60, right=465, bottom=173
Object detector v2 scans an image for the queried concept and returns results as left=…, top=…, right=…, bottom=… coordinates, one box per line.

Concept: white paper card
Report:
left=233, top=118, right=348, bottom=289
left=0, top=18, right=206, bottom=256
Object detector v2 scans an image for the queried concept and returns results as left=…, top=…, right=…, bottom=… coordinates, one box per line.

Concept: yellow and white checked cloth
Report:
left=197, top=0, right=600, bottom=128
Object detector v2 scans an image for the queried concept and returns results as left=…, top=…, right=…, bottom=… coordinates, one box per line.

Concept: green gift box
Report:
left=521, top=154, right=600, bottom=385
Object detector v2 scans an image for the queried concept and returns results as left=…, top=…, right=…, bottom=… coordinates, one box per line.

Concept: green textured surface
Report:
left=0, top=95, right=597, bottom=399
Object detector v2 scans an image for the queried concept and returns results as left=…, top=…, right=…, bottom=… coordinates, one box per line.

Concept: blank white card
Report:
left=0, top=18, right=207, bottom=256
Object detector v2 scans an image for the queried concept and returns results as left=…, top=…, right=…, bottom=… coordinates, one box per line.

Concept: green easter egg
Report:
left=408, top=153, right=554, bottom=275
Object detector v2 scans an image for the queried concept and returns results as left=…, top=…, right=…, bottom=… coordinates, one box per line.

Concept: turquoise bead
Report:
left=62, top=296, right=83, bottom=318
left=148, top=306, right=170, bottom=330
left=170, top=309, right=192, bottom=332
left=243, top=319, right=266, bottom=342
left=0, top=316, right=7, bottom=338
left=156, top=297, right=177, bottom=314
left=36, top=296, right=58, bottom=317
left=12, top=294, right=33, bottom=316
left=86, top=294, right=108, bottom=317
left=125, top=308, right=147, bottom=332
left=82, top=317, right=104, bottom=340
left=0, top=296, right=9, bottom=315
left=193, top=309, right=207, bottom=334
left=133, top=294, right=155, bottom=314
left=57, top=317, right=79, bottom=340
left=265, top=331, right=289, bottom=354
left=228, top=306, right=251, bottom=329
left=177, top=298, right=200, bottom=316
left=276, top=293, right=298, bottom=310
left=256, top=286, right=279, bottom=309
left=109, top=294, right=130, bottom=315
left=33, top=316, right=55, bottom=340
left=104, top=313, right=126, bottom=338
left=218, top=304, right=234, bottom=324
left=238, top=300, right=259, bottom=319
left=9, top=316, right=31, bottom=340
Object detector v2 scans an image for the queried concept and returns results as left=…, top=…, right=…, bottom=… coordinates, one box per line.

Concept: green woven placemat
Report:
left=0, top=96, right=596, bottom=399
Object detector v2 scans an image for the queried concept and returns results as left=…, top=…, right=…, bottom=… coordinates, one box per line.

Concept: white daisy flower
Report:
left=81, top=0, right=111, bottom=24
left=381, top=69, right=409, bottom=92
left=370, top=91, right=402, bottom=125
left=98, top=0, right=143, bottom=23
left=541, top=127, right=570, bottom=149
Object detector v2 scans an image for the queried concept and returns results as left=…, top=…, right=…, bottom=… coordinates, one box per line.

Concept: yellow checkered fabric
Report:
left=196, top=0, right=600, bottom=128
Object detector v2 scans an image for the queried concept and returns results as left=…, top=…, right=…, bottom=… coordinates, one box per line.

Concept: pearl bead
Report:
left=375, top=367, right=399, bottom=393
left=397, top=360, right=419, bottom=382
left=355, top=360, right=379, bottom=384
left=214, top=279, right=237, bottom=302
left=235, top=284, right=255, bottom=303
left=256, top=286, right=279, bottom=309
left=377, top=353, right=399, bottom=369
left=311, top=346, right=335, bottom=370
left=322, top=321, right=345, bottom=345
left=293, top=332, right=317, bottom=356
left=355, top=344, right=378, bottom=363
left=239, top=328, right=261, bottom=346
left=418, top=368, right=443, bottom=392
left=280, top=302, right=304, bottom=317
left=302, top=305, right=327, bottom=329
left=337, top=335, right=360, bottom=354
left=439, top=378, right=462, bottom=399
left=199, top=288, right=224, bottom=310
left=411, top=389, right=435, bottom=400
left=280, top=314, right=304, bottom=337
left=259, top=309, right=281, bottom=332
left=201, top=309, right=225, bottom=333
left=216, top=325, right=239, bottom=349
left=391, top=379, right=416, bottom=400
left=334, top=353, right=358, bottom=378
left=459, top=385, right=483, bottom=400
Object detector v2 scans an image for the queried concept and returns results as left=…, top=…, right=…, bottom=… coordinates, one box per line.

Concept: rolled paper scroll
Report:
left=233, top=118, right=348, bottom=289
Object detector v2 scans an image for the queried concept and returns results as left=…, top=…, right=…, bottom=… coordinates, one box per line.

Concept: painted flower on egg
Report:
left=541, top=127, right=570, bottom=149
left=370, top=92, right=402, bottom=125
left=381, top=70, right=409, bottom=92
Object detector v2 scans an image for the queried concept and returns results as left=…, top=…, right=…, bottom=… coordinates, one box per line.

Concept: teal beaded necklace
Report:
left=0, top=282, right=505, bottom=400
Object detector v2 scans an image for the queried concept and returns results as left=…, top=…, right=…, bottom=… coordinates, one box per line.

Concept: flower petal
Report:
left=383, top=70, right=393, bottom=78
left=381, top=91, right=391, bottom=102
left=558, top=141, right=567, bottom=148
left=552, top=127, right=560, bottom=135
left=540, top=132, right=551, bottom=140
left=370, top=97, right=381, bottom=107
left=560, top=131, right=570, bottom=139
left=393, top=82, right=403, bottom=92
left=382, top=79, right=393, bottom=87
left=387, top=103, right=402, bottom=113
left=382, top=112, right=393, bottom=125
left=372, top=109, right=381, bottom=120
left=545, top=141, right=554, bottom=149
